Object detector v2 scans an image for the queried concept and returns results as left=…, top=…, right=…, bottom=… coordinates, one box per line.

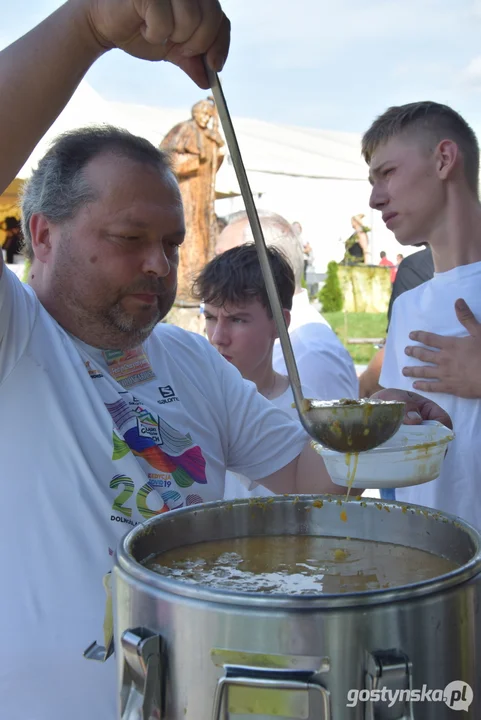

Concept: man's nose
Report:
left=212, top=320, right=229, bottom=346
left=142, top=242, right=171, bottom=277
left=369, top=184, right=388, bottom=210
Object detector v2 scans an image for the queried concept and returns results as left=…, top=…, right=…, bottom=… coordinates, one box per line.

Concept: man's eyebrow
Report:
left=225, top=311, right=252, bottom=319
left=109, top=219, right=185, bottom=236
left=369, top=160, right=392, bottom=183
left=111, top=218, right=150, bottom=229
left=165, top=230, right=185, bottom=240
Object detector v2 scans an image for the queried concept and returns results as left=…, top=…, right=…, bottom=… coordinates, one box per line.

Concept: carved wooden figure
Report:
left=160, top=98, right=225, bottom=302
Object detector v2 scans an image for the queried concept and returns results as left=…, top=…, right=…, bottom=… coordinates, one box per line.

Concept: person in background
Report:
left=343, top=213, right=370, bottom=264
left=396, top=253, right=404, bottom=265
left=193, top=244, right=320, bottom=499
left=302, top=240, right=313, bottom=278
left=292, top=220, right=313, bottom=278
left=292, top=221, right=303, bottom=236
left=2, top=216, right=23, bottom=264
left=216, top=214, right=228, bottom=237
left=379, top=250, right=396, bottom=284
left=215, top=210, right=359, bottom=401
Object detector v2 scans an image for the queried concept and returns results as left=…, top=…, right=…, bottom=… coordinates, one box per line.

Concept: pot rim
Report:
left=116, top=496, right=481, bottom=609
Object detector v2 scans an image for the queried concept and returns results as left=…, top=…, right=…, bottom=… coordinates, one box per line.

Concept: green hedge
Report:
left=319, top=261, right=343, bottom=312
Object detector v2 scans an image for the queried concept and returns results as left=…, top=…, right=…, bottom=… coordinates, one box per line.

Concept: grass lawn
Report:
left=323, top=311, right=387, bottom=365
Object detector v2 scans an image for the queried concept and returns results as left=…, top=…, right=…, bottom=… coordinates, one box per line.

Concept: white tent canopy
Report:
left=16, top=81, right=407, bottom=271
left=17, top=83, right=116, bottom=179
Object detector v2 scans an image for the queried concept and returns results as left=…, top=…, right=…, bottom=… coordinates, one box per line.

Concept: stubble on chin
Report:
left=102, top=288, right=177, bottom=349
left=101, top=301, right=160, bottom=347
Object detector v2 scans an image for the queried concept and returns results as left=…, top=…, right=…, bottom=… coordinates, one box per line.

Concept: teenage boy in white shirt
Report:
left=215, top=210, right=359, bottom=401
left=363, top=101, right=481, bottom=530
left=194, top=243, right=322, bottom=499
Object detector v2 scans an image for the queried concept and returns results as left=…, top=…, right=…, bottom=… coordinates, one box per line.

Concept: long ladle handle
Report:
left=205, top=65, right=308, bottom=426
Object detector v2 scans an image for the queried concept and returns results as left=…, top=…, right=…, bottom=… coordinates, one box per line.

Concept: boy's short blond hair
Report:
left=362, top=101, right=479, bottom=195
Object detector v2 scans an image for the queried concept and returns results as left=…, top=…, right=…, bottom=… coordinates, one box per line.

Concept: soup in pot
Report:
left=144, top=535, right=459, bottom=595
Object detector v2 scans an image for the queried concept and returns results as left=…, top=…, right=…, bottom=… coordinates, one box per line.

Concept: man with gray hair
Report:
left=0, top=3, right=362, bottom=717
left=215, top=210, right=359, bottom=400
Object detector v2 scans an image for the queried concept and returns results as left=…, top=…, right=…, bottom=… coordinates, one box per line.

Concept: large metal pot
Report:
left=113, top=496, right=481, bottom=719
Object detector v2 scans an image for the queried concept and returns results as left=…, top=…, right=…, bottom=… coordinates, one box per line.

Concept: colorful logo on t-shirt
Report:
left=107, top=397, right=206, bottom=486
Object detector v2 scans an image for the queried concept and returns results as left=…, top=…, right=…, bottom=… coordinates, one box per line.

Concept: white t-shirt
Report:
left=380, top=261, right=481, bottom=530
left=224, top=382, right=316, bottom=499
left=272, top=290, right=359, bottom=401
left=0, top=267, right=307, bottom=720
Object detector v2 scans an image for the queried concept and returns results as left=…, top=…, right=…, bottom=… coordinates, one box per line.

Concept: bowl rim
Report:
left=306, top=398, right=405, bottom=410
left=314, top=420, right=455, bottom=458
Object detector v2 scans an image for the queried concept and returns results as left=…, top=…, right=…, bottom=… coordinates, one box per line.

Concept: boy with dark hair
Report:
left=215, top=210, right=359, bottom=401
left=193, top=244, right=321, bottom=498
left=194, top=242, right=295, bottom=318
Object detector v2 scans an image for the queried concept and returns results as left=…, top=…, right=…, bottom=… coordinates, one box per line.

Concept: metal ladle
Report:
left=206, top=67, right=405, bottom=453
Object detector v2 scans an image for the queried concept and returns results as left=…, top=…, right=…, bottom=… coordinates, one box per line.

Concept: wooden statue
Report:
left=160, top=97, right=225, bottom=302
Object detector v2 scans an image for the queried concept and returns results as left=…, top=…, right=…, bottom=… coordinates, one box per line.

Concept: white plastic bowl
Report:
left=313, top=421, right=454, bottom=489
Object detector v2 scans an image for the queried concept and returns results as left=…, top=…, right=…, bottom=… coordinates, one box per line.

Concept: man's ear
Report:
left=435, top=139, right=459, bottom=182
left=273, top=308, right=291, bottom=338
left=29, top=213, right=52, bottom=263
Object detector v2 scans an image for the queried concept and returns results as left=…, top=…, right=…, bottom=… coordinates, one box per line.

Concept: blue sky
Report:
left=3, top=1, right=481, bottom=135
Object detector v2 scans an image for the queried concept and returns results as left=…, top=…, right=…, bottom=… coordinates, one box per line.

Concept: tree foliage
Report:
left=319, top=261, right=343, bottom=312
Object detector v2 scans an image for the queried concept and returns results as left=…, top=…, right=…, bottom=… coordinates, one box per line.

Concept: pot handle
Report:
left=212, top=665, right=331, bottom=720
left=120, top=628, right=164, bottom=720
left=365, top=649, right=414, bottom=720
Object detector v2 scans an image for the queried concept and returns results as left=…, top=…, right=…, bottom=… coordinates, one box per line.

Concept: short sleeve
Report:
left=216, top=353, right=308, bottom=481
left=0, top=267, right=38, bottom=382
